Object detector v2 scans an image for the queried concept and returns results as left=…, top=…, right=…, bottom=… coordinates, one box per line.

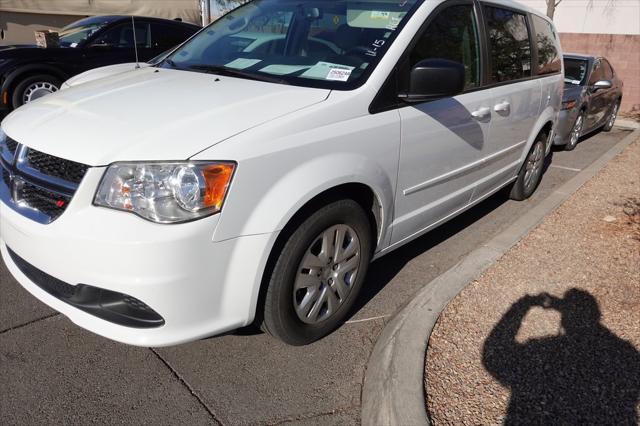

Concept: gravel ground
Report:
left=425, top=137, right=640, bottom=425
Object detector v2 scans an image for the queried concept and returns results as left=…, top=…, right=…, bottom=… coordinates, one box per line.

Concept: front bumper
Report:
left=0, top=167, right=275, bottom=347
left=553, top=108, right=580, bottom=145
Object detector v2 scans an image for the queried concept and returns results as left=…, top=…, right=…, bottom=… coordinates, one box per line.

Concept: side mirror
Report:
left=593, top=80, right=612, bottom=91
left=400, top=59, right=465, bottom=103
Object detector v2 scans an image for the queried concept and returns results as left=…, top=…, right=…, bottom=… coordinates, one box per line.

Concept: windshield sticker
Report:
left=259, top=64, right=312, bottom=75
left=327, top=68, right=353, bottom=82
left=370, top=11, right=391, bottom=20
left=225, top=58, right=262, bottom=70
left=302, top=62, right=355, bottom=81
left=70, top=42, right=78, bottom=48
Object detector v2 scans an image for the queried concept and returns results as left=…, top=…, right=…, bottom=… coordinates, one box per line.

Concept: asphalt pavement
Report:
left=0, top=122, right=631, bottom=425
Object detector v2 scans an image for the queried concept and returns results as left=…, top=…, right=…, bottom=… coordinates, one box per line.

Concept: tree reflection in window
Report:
left=532, top=15, right=561, bottom=75
left=409, top=5, right=480, bottom=89
left=484, top=7, right=532, bottom=83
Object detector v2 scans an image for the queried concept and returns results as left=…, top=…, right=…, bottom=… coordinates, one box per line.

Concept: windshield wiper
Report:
left=186, top=64, right=289, bottom=85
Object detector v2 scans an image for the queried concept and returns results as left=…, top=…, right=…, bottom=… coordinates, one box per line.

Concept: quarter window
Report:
left=409, top=5, right=481, bottom=89
left=531, top=15, right=560, bottom=75
left=484, top=6, right=532, bottom=83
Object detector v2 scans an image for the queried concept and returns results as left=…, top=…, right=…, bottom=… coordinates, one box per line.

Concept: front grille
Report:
left=20, top=181, right=71, bottom=221
left=26, top=148, right=89, bottom=184
left=5, top=137, right=18, bottom=156
left=1, top=167, right=10, bottom=188
left=0, top=140, right=89, bottom=224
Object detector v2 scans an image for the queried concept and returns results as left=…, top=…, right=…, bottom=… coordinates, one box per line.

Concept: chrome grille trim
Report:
left=0, top=138, right=89, bottom=224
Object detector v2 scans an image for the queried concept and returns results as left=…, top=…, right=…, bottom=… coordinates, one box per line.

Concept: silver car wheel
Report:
left=608, top=103, right=619, bottom=128
left=293, top=224, right=361, bottom=324
left=524, top=141, right=544, bottom=192
left=568, top=114, right=583, bottom=148
left=22, top=81, right=59, bottom=103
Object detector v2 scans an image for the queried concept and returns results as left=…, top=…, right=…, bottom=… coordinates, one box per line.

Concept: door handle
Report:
left=471, top=107, right=491, bottom=120
left=494, top=101, right=511, bottom=114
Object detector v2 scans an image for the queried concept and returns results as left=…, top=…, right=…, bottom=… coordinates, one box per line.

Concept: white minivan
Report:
left=0, top=0, right=562, bottom=346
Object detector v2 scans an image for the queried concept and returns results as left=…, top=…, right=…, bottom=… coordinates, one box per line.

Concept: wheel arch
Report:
left=2, top=64, right=67, bottom=105
left=251, top=181, right=383, bottom=328
left=524, top=106, right=556, bottom=160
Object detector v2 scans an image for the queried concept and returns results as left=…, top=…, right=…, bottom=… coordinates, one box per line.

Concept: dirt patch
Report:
left=425, top=137, right=640, bottom=424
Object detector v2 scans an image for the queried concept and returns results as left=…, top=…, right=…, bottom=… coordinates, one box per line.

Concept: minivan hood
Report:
left=2, top=67, right=330, bottom=165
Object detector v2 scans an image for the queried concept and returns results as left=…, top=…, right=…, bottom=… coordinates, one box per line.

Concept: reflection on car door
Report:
left=392, top=3, right=493, bottom=245
left=586, top=60, right=608, bottom=129
left=470, top=6, right=542, bottom=202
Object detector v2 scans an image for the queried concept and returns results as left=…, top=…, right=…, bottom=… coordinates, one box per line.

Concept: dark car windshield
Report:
left=564, top=58, right=589, bottom=85
left=162, top=0, right=422, bottom=89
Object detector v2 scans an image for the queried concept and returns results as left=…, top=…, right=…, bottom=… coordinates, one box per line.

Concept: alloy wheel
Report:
left=293, top=224, right=361, bottom=324
left=608, top=103, right=619, bottom=128
left=22, top=81, right=59, bottom=104
left=568, top=114, right=583, bottom=149
left=524, top=141, right=544, bottom=192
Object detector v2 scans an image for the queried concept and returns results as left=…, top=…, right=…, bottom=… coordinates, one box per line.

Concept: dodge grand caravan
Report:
left=0, top=0, right=562, bottom=346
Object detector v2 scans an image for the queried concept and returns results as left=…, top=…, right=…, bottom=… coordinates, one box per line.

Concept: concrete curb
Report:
left=614, top=118, right=640, bottom=130
left=360, top=127, right=640, bottom=426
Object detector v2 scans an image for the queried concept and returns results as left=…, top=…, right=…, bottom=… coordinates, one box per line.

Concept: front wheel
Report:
left=602, top=100, right=620, bottom=132
left=509, top=134, right=546, bottom=201
left=261, top=199, right=373, bottom=345
left=12, top=74, right=61, bottom=109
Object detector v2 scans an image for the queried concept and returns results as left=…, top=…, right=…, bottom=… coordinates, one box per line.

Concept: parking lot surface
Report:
left=0, top=127, right=631, bottom=425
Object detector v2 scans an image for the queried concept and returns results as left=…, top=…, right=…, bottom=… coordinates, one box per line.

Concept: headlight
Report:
left=561, top=100, right=577, bottom=110
left=94, top=162, right=236, bottom=223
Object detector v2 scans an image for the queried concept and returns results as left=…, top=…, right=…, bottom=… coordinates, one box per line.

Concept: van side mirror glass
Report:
left=593, top=80, right=612, bottom=91
left=400, top=59, right=465, bottom=103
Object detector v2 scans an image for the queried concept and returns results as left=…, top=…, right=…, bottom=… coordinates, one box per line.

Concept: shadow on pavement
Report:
left=482, top=289, right=640, bottom=424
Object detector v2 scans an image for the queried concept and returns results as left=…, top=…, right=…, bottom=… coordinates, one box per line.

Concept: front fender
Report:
left=215, top=152, right=396, bottom=251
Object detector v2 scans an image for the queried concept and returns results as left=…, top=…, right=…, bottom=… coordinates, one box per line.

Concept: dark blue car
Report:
left=554, top=54, right=624, bottom=151
left=0, top=15, right=199, bottom=111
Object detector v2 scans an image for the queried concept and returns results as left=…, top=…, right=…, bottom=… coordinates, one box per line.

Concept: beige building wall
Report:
left=0, top=11, right=80, bottom=45
left=1, top=0, right=202, bottom=44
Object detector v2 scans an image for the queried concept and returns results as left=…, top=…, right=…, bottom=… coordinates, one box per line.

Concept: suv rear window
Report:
left=531, top=15, right=560, bottom=75
left=484, top=6, right=532, bottom=83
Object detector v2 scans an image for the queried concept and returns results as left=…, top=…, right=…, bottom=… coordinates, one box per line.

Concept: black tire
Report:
left=602, top=99, right=620, bottom=132
left=11, top=74, right=61, bottom=109
left=261, top=199, right=373, bottom=345
left=564, top=111, right=585, bottom=151
left=509, top=133, right=547, bottom=201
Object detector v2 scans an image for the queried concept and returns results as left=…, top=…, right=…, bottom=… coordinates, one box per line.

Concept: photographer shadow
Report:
left=482, top=289, right=640, bottom=424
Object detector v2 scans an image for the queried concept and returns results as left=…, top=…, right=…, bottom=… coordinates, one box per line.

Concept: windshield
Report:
left=564, top=58, right=589, bottom=85
left=59, top=23, right=103, bottom=48
left=163, top=0, right=422, bottom=89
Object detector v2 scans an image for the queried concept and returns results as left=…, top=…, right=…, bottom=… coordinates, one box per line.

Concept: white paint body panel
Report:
left=0, top=0, right=562, bottom=346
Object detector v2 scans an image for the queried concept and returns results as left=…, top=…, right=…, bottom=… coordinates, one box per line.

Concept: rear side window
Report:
left=484, top=6, right=532, bottom=83
left=531, top=15, right=560, bottom=75
left=409, top=5, right=481, bottom=89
